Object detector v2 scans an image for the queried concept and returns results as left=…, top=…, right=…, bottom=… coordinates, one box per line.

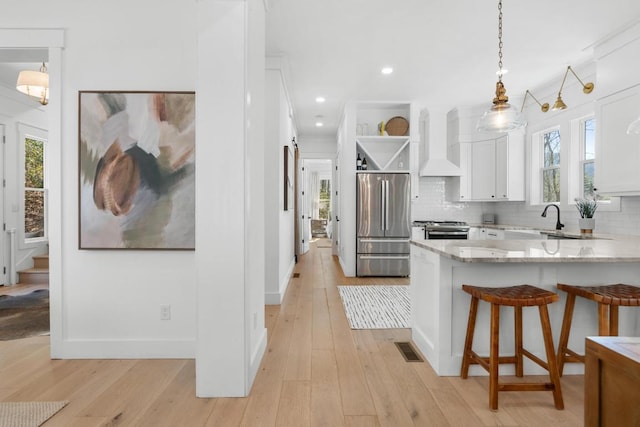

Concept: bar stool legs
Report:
left=461, top=285, right=564, bottom=411
left=556, top=283, right=640, bottom=376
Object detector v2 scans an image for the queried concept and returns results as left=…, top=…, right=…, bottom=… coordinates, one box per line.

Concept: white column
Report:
left=195, top=0, right=266, bottom=397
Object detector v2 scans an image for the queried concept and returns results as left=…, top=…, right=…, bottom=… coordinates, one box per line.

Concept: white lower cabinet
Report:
left=471, top=227, right=503, bottom=240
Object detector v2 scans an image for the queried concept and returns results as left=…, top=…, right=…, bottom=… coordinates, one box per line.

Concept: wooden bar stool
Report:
left=460, top=284, right=564, bottom=410
left=556, top=283, right=640, bottom=376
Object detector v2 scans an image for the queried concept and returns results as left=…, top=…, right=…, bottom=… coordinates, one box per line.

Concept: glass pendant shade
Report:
left=628, top=116, right=640, bottom=135
left=477, top=102, right=526, bottom=132
left=16, top=65, right=49, bottom=105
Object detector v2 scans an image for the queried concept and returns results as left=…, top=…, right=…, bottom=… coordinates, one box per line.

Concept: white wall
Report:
left=264, top=64, right=296, bottom=305
left=1, top=1, right=268, bottom=398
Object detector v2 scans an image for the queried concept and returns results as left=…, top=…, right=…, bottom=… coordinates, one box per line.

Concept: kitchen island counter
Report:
left=410, top=238, right=640, bottom=377
left=411, top=237, right=640, bottom=263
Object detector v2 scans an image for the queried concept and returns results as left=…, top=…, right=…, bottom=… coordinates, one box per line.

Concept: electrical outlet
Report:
left=160, top=305, right=171, bottom=320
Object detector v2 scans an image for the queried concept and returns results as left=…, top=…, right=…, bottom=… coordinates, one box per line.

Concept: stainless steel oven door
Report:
left=427, top=231, right=468, bottom=240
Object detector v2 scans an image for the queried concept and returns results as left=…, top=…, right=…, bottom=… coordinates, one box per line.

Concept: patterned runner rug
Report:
left=337, top=285, right=411, bottom=329
left=0, top=401, right=68, bottom=427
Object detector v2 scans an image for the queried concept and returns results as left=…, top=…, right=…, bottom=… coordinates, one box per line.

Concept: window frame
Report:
left=530, top=125, right=562, bottom=206
left=18, top=123, right=48, bottom=248
left=541, top=128, right=561, bottom=204
left=573, top=114, right=619, bottom=211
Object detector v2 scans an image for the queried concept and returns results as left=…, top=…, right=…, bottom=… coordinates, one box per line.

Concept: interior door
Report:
left=300, top=159, right=310, bottom=254
left=332, top=155, right=340, bottom=256
left=0, top=124, right=4, bottom=285
left=293, top=143, right=300, bottom=261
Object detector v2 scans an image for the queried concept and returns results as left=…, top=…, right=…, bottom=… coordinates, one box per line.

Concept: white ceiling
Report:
left=266, top=0, right=640, bottom=140
left=1, top=5, right=639, bottom=140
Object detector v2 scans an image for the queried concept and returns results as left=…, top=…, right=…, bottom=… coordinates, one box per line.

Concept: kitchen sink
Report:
left=546, top=234, right=582, bottom=239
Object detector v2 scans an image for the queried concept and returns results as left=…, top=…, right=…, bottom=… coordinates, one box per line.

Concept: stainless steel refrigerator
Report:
left=356, top=173, right=411, bottom=276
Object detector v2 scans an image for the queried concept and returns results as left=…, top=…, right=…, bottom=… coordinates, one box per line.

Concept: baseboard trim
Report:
left=265, top=258, right=295, bottom=305
left=53, top=338, right=196, bottom=359
left=247, top=327, right=267, bottom=391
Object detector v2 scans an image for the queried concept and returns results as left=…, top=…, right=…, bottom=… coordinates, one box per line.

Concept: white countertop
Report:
left=410, top=238, right=640, bottom=263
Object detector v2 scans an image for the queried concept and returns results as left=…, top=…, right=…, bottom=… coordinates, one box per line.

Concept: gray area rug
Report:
left=0, top=401, right=68, bottom=427
left=337, top=285, right=411, bottom=329
left=0, top=289, right=49, bottom=341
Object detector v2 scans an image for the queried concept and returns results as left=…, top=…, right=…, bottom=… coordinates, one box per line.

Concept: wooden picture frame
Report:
left=78, top=91, right=196, bottom=249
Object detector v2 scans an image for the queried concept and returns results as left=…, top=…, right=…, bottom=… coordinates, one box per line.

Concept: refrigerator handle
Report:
left=380, top=180, right=385, bottom=231
left=385, top=180, right=390, bottom=231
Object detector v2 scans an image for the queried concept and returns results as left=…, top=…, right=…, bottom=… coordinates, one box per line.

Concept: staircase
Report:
left=18, top=254, right=49, bottom=285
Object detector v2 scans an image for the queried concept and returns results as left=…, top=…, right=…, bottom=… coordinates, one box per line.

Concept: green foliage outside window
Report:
left=25, top=138, right=45, bottom=238
left=319, top=179, right=331, bottom=220
left=542, top=130, right=560, bottom=203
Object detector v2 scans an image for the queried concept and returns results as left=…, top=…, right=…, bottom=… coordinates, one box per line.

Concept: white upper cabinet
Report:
left=595, top=84, right=640, bottom=196
left=470, top=139, right=496, bottom=200
left=592, top=22, right=640, bottom=196
left=453, top=133, right=524, bottom=202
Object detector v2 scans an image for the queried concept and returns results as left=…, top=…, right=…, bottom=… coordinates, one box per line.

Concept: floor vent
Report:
left=293, top=273, right=300, bottom=278
left=395, top=342, right=423, bottom=362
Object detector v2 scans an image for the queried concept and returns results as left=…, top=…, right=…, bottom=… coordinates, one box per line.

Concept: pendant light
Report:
left=16, top=62, right=49, bottom=105
left=477, top=0, right=525, bottom=133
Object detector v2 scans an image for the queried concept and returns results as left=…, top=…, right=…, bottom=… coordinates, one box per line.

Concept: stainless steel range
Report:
left=413, top=220, right=470, bottom=240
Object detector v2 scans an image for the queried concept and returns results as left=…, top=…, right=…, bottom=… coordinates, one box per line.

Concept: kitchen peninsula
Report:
left=410, top=237, right=640, bottom=376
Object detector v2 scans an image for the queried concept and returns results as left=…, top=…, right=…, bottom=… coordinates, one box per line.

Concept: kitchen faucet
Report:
left=541, top=204, right=564, bottom=230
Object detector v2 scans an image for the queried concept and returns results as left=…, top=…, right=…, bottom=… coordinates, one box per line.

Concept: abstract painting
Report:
left=79, top=91, right=195, bottom=249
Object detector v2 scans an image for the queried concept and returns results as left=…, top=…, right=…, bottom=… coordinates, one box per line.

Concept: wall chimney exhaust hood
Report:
left=419, top=109, right=462, bottom=176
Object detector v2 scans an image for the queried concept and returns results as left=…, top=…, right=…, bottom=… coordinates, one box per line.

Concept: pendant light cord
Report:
left=497, top=0, right=503, bottom=82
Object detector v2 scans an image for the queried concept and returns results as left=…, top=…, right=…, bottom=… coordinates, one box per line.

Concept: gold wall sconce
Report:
left=551, top=66, right=594, bottom=111
left=520, top=90, right=549, bottom=113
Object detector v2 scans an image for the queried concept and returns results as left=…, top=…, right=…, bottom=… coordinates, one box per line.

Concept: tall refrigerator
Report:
left=356, top=173, right=411, bottom=276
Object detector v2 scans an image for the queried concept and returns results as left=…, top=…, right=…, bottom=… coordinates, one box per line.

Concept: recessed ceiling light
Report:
left=381, top=67, right=394, bottom=75
left=315, top=122, right=324, bottom=127
left=315, top=96, right=325, bottom=103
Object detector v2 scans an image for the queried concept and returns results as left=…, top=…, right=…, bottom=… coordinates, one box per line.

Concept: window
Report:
left=23, top=132, right=47, bottom=241
left=580, top=118, right=595, bottom=198
left=319, top=179, right=331, bottom=220
left=542, top=129, right=561, bottom=203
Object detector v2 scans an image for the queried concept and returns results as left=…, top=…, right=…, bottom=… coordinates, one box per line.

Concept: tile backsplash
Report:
left=414, top=177, right=640, bottom=235
left=412, top=177, right=484, bottom=222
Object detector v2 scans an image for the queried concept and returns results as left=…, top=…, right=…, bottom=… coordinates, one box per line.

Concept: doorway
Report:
left=299, top=158, right=333, bottom=255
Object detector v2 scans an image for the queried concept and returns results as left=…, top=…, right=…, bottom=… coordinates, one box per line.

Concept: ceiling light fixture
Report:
left=315, top=96, right=325, bottom=103
left=520, top=90, right=549, bottom=113
left=477, top=0, right=525, bottom=133
left=16, top=62, right=49, bottom=105
left=315, top=122, right=324, bottom=127
left=381, top=67, right=393, bottom=75
left=551, top=65, right=594, bottom=111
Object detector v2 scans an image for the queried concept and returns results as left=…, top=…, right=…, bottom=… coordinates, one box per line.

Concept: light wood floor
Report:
left=0, top=239, right=584, bottom=426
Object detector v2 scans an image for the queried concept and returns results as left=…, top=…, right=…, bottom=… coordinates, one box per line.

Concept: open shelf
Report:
left=356, top=136, right=410, bottom=171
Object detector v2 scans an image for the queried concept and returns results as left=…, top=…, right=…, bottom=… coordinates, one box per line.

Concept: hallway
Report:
left=0, top=239, right=584, bottom=426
